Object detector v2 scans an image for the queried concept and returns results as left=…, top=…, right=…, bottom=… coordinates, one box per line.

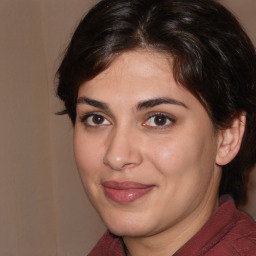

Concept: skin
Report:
left=74, top=50, right=243, bottom=255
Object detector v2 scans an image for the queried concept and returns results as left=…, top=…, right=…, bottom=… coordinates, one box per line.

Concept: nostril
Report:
left=103, top=155, right=127, bottom=170
left=103, top=152, right=142, bottom=171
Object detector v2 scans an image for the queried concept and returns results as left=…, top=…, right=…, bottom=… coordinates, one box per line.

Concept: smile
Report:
left=102, top=181, right=155, bottom=203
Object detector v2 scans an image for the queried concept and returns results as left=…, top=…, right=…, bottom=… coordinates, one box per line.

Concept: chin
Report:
left=108, top=225, right=147, bottom=237
left=100, top=210, right=154, bottom=237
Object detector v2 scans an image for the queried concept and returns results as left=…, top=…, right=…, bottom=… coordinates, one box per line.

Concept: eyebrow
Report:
left=76, top=96, right=187, bottom=111
left=76, top=97, right=109, bottom=110
left=137, top=97, right=188, bottom=110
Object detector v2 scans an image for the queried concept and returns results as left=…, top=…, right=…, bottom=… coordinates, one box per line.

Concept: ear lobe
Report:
left=216, top=114, right=246, bottom=166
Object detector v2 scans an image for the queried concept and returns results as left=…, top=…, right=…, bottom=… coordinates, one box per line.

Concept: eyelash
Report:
left=79, top=112, right=111, bottom=127
left=79, top=112, right=175, bottom=129
left=143, top=112, right=175, bottom=129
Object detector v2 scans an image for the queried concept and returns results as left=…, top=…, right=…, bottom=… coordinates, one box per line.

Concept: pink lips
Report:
left=102, top=181, right=155, bottom=203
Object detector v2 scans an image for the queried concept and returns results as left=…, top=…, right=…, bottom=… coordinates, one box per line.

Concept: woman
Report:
left=56, top=0, right=256, bottom=255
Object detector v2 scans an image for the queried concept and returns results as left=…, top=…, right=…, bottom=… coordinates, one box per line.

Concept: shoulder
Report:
left=208, top=199, right=256, bottom=255
left=221, top=209, right=256, bottom=255
left=175, top=197, right=256, bottom=256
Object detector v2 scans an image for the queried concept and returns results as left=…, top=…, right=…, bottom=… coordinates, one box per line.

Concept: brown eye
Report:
left=153, top=115, right=168, bottom=126
left=92, top=115, right=105, bottom=124
left=82, top=113, right=111, bottom=127
left=143, top=113, right=174, bottom=128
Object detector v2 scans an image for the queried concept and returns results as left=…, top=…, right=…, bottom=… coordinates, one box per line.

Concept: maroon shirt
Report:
left=88, top=198, right=256, bottom=256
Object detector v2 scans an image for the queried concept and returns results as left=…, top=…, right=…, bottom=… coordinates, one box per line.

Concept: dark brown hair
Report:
left=56, top=0, right=256, bottom=205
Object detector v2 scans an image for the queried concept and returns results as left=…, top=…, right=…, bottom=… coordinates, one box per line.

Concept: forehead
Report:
left=78, top=51, right=203, bottom=110
left=78, top=50, right=187, bottom=100
left=94, top=50, right=172, bottom=80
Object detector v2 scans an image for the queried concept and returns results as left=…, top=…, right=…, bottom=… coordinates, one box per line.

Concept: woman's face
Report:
left=74, top=51, right=222, bottom=238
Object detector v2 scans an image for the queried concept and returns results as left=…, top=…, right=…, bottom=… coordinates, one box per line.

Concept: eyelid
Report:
left=79, top=112, right=112, bottom=127
left=142, top=112, right=176, bottom=128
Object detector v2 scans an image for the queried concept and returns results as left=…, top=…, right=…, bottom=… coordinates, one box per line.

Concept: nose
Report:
left=103, top=126, right=143, bottom=171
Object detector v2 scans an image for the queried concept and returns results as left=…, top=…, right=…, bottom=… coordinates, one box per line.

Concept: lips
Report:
left=102, top=181, right=155, bottom=203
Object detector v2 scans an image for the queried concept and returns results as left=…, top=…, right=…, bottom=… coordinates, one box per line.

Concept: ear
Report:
left=216, top=113, right=246, bottom=166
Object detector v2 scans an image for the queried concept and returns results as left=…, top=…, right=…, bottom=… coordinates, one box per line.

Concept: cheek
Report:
left=73, top=132, right=103, bottom=180
left=145, top=128, right=216, bottom=180
left=146, top=135, right=194, bottom=174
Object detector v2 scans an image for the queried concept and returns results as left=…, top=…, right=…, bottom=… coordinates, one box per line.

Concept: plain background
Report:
left=0, top=0, right=255, bottom=255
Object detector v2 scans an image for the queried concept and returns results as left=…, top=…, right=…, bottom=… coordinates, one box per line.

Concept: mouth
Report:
left=102, top=181, right=155, bottom=204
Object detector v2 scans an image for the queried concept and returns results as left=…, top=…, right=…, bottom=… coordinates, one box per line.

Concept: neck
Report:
left=123, top=196, right=219, bottom=256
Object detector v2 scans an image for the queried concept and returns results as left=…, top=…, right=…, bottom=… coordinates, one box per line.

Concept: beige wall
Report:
left=0, top=0, right=255, bottom=255
left=0, top=1, right=105, bottom=256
